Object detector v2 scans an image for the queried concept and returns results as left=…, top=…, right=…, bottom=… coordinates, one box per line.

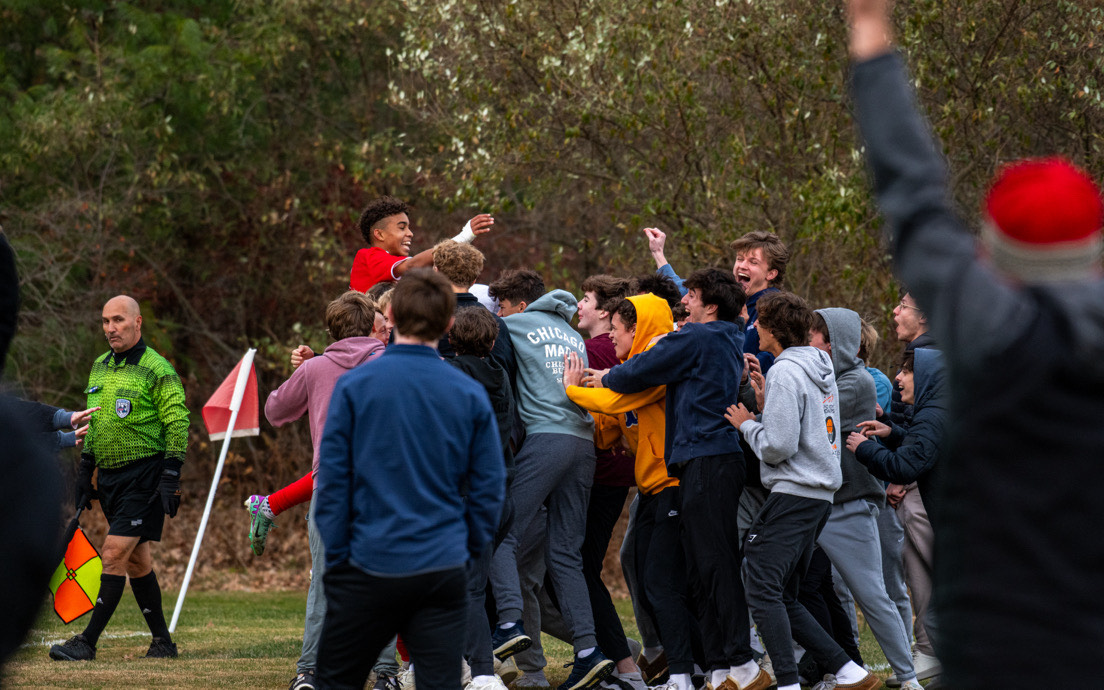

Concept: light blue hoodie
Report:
left=504, top=290, right=594, bottom=440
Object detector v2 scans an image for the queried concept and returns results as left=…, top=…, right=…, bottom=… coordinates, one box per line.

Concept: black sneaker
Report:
left=557, top=649, right=614, bottom=690
left=49, top=634, right=96, bottom=661
left=490, top=620, right=532, bottom=661
left=290, top=669, right=317, bottom=690
left=373, top=674, right=400, bottom=690
left=145, top=637, right=178, bottom=658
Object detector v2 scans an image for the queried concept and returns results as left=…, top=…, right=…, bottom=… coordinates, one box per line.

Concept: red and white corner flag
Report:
left=171, top=348, right=257, bottom=633
left=202, top=351, right=259, bottom=440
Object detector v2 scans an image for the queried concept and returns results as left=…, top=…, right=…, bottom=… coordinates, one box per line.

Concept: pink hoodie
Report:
left=265, top=336, right=385, bottom=474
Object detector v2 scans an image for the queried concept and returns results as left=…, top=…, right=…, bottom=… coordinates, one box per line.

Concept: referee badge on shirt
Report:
left=115, top=398, right=132, bottom=418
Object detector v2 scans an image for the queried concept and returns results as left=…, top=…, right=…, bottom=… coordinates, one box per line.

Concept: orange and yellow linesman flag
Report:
left=48, top=527, right=102, bottom=624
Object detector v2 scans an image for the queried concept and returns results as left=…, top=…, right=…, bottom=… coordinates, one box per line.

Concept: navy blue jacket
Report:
left=743, top=287, right=779, bottom=373
left=316, top=344, right=505, bottom=575
left=855, top=348, right=946, bottom=523
left=603, top=319, right=744, bottom=468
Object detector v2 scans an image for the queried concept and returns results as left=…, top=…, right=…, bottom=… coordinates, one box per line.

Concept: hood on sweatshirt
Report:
left=775, top=345, right=836, bottom=395
left=626, top=293, right=674, bottom=361
left=321, top=336, right=386, bottom=369
left=505, top=289, right=592, bottom=440
left=525, top=289, right=579, bottom=323
left=913, top=347, right=947, bottom=411
left=816, top=307, right=883, bottom=505
left=816, top=307, right=863, bottom=377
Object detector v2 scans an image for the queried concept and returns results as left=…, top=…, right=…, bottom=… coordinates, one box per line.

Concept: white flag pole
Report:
left=169, top=348, right=256, bottom=633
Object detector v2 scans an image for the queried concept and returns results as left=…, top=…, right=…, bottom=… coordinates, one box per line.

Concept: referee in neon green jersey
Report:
left=50, top=295, right=188, bottom=662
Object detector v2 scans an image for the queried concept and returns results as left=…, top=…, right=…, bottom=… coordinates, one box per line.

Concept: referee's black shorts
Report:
left=97, top=455, right=165, bottom=543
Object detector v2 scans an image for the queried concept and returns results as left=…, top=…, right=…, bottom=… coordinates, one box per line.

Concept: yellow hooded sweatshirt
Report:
left=567, top=293, right=678, bottom=495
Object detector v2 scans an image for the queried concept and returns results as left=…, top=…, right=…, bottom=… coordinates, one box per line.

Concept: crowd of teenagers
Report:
left=15, top=1, right=1103, bottom=689
left=243, top=202, right=948, bottom=690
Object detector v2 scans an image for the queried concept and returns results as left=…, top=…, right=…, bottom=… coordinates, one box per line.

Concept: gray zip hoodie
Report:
left=816, top=308, right=884, bottom=506
left=739, top=345, right=842, bottom=502
left=503, top=290, right=594, bottom=440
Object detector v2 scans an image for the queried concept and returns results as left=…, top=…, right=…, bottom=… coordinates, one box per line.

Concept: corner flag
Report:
left=201, top=355, right=259, bottom=440
left=171, top=348, right=257, bottom=633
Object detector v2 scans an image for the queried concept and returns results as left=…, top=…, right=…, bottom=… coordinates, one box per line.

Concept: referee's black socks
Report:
left=131, top=570, right=172, bottom=641
left=82, top=573, right=126, bottom=647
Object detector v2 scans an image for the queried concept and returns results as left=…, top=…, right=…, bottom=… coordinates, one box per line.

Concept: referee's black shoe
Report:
left=49, top=634, right=96, bottom=661
left=145, top=637, right=178, bottom=658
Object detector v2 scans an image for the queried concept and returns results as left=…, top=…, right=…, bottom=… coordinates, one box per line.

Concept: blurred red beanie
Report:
left=982, top=157, right=1103, bottom=282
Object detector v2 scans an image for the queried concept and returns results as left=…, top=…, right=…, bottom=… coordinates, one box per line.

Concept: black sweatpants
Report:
left=635, top=487, right=703, bottom=675
left=678, top=453, right=754, bottom=670
left=743, top=493, right=850, bottom=687
left=317, top=563, right=467, bottom=690
left=797, top=546, right=863, bottom=673
left=582, top=483, right=631, bottom=662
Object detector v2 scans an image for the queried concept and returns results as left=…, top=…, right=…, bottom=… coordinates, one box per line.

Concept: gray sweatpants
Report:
left=490, top=432, right=597, bottom=653
left=620, top=492, right=660, bottom=649
left=830, top=504, right=914, bottom=649
left=878, top=499, right=915, bottom=648
left=300, top=492, right=399, bottom=676
left=817, top=498, right=916, bottom=683
left=510, top=506, right=570, bottom=677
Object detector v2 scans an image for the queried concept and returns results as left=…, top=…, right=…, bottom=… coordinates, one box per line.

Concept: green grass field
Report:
left=5, top=590, right=895, bottom=689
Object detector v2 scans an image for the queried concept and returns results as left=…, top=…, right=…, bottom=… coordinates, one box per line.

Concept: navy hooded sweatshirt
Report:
left=603, top=319, right=744, bottom=469
left=854, top=348, right=946, bottom=524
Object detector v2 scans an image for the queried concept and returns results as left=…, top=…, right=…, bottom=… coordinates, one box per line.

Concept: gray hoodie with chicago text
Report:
left=503, top=290, right=594, bottom=441
left=739, top=345, right=842, bottom=503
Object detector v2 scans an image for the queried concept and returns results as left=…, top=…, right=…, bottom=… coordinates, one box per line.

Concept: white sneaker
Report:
left=913, top=651, right=942, bottom=681
left=757, top=654, right=776, bottom=684
left=811, top=675, right=837, bottom=690
left=467, top=675, right=509, bottom=690
left=888, top=649, right=942, bottom=687
left=494, top=656, right=524, bottom=685
left=397, top=666, right=416, bottom=690
left=899, top=680, right=924, bottom=690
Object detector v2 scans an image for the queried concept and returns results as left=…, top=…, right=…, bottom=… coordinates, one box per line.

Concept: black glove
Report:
left=157, top=458, right=183, bottom=518
left=76, top=455, right=96, bottom=510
